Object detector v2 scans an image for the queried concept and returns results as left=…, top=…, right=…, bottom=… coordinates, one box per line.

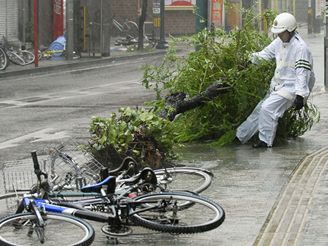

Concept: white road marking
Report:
left=0, top=128, right=70, bottom=150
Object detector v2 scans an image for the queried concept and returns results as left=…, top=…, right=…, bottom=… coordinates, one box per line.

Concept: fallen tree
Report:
left=86, top=10, right=319, bottom=168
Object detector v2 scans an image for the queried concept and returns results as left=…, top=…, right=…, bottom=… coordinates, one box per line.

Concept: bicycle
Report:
left=0, top=145, right=213, bottom=217
left=113, top=19, right=139, bottom=40
left=47, top=145, right=213, bottom=194
left=112, top=18, right=153, bottom=47
left=0, top=152, right=225, bottom=245
left=0, top=36, right=35, bottom=68
left=0, top=146, right=213, bottom=217
left=0, top=46, right=8, bottom=70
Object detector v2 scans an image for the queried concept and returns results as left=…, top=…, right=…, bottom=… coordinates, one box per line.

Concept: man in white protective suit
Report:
left=236, top=12, right=315, bottom=148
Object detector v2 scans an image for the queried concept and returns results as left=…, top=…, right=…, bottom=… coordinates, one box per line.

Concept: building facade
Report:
left=0, top=0, right=322, bottom=49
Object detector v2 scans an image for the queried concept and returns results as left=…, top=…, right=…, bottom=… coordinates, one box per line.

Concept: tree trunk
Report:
left=160, top=81, right=231, bottom=121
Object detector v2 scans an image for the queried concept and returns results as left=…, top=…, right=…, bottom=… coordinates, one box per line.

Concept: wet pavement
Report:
left=0, top=26, right=327, bottom=246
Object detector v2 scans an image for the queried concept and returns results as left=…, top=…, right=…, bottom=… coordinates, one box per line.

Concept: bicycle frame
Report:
left=25, top=152, right=156, bottom=225
left=23, top=196, right=113, bottom=223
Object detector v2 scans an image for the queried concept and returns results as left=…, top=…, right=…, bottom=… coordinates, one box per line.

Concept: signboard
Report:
left=153, top=1, right=160, bottom=14
left=53, top=0, right=64, bottom=39
left=165, top=0, right=195, bottom=6
left=153, top=8, right=160, bottom=14
left=315, top=0, right=324, bottom=17
left=211, top=0, right=223, bottom=27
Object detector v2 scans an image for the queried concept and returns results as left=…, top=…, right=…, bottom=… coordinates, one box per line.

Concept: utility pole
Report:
left=308, top=0, right=314, bottom=34
left=101, top=0, right=111, bottom=57
left=33, top=0, right=39, bottom=67
left=156, top=0, right=167, bottom=49
left=66, top=0, right=74, bottom=60
left=309, top=0, right=322, bottom=34
left=313, top=0, right=322, bottom=33
left=195, top=0, right=208, bottom=33
left=325, top=0, right=328, bottom=90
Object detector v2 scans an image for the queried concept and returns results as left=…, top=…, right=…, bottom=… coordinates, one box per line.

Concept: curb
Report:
left=253, top=147, right=328, bottom=246
left=0, top=50, right=166, bottom=79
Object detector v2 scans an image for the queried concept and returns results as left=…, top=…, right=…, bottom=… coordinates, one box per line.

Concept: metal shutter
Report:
left=0, top=0, right=18, bottom=42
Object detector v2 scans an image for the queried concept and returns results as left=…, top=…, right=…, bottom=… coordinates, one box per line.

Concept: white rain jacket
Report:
left=236, top=33, right=315, bottom=146
left=251, top=33, right=315, bottom=100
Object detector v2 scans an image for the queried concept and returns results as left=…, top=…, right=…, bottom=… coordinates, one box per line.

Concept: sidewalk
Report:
left=0, top=46, right=167, bottom=79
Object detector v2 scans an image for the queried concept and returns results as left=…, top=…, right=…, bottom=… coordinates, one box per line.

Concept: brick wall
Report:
left=165, top=10, right=195, bottom=35
left=112, top=0, right=139, bottom=23
left=111, top=0, right=153, bottom=36
left=112, top=0, right=196, bottom=36
left=295, top=0, right=308, bottom=23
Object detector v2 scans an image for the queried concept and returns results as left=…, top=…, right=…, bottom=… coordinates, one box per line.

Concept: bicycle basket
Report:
left=48, top=144, right=105, bottom=190
left=0, top=159, right=39, bottom=215
left=1, top=159, right=38, bottom=193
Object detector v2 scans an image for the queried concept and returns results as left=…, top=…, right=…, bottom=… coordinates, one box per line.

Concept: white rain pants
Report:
left=236, top=92, right=293, bottom=146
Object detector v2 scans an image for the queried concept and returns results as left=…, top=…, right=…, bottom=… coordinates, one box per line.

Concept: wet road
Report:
left=0, top=26, right=327, bottom=245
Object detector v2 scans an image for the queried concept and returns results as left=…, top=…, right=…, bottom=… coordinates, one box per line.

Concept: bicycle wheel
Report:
left=123, top=21, right=139, bottom=39
left=0, top=47, right=8, bottom=70
left=6, top=50, right=25, bottom=66
left=20, top=50, right=35, bottom=65
left=0, top=192, right=26, bottom=217
left=154, top=167, right=212, bottom=194
left=130, top=192, right=225, bottom=234
left=0, top=212, right=95, bottom=246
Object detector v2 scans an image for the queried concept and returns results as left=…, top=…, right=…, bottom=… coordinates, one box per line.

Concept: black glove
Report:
left=293, top=95, right=304, bottom=110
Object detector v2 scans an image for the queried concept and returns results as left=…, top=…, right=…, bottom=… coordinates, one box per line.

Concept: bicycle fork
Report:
left=21, top=198, right=46, bottom=244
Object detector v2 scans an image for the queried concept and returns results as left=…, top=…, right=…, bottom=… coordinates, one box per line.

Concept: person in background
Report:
left=236, top=12, right=315, bottom=148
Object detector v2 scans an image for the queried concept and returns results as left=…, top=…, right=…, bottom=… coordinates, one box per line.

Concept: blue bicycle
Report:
left=0, top=152, right=225, bottom=245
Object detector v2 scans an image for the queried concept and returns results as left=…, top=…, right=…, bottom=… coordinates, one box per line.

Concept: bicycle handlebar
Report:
left=31, top=151, right=48, bottom=180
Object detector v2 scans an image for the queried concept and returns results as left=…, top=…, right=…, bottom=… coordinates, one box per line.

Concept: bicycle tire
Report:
left=0, top=47, right=8, bottom=70
left=0, top=192, right=26, bottom=217
left=6, top=50, right=25, bottom=66
left=0, top=212, right=95, bottom=246
left=20, top=50, right=35, bottom=65
left=130, top=192, right=225, bottom=234
left=154, top=167, right=212, bottom=194
left=123, top=21, right=139, bottom=39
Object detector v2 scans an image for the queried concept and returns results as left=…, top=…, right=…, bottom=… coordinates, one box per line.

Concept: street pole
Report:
left=33, top=0, right=39, bottom=67
left=66, top=0, right=74, bottom=60
left=308, top=0, right=313, bottom=34
left=101, top=0, right=111, bottom=57
left=325, top=0, right=328, bottom=90
left=195, top=0, right=208, bottom=33
left=313, top=0, right=321, bottom=33
left=156, top=0, right=167, bottom=49
left=100, top=0, right=104, bottom=56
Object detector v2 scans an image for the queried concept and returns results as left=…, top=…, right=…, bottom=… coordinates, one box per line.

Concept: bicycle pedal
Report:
left=101, top=224, right=132, bottom=237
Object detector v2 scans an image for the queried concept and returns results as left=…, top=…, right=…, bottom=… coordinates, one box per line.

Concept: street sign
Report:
left=153, top=2, right=160, bottom=14
left=153, top=7, right=160, bottom=14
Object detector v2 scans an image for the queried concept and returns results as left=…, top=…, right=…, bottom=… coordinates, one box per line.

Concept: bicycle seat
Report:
left=120, top=167, right=157, bottom=187
left=81, top=176, right=116, bottom=194
left=107, top=156, right=141, bottom=177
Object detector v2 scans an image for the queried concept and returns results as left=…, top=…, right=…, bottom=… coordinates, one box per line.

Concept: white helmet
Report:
left=271, top=12, right=297, bottom=34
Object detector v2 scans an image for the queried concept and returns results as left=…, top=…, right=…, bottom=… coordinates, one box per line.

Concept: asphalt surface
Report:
left=0, top=26, right=327, bottom=246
